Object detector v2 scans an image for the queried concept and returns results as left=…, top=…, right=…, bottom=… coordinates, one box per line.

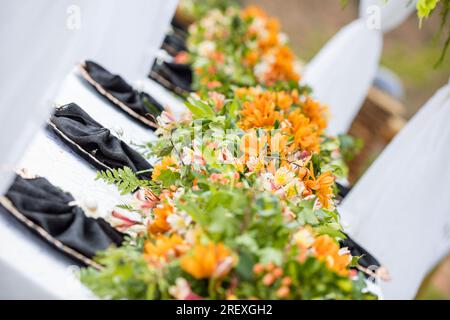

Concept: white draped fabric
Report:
left=0, top=0, right=177, bottom=195
left=302, top=0, right=416, bottom=135
left=339, top=80, right=450, bottom=300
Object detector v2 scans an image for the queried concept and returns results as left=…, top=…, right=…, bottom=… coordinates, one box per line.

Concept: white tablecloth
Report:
left=0, top=70, right=184, bottom=299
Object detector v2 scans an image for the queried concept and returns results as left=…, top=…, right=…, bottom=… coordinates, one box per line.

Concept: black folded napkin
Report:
left=334, top=186, right=382, bottom=278
left=162, top=33, right=187, bottom=56
left=342, top=234, right=381, bottom=279
left=336, top=182, right=351, bottom=200
left=343, top=235, right=381, bottom=268
left=150, top=61, right=193, bottom=96
left=48, top=103, right=152, bottom=180
left=0, top=175, right=124, bottom=266
left=171, top=18, right=189, bottom=37
left=80, top=60, right=163, bottom=129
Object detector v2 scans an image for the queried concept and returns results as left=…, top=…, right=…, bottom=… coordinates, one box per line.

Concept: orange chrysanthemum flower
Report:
left=287, top=109, right=309, bottom=133
left=260, top=46, right=300, bottom=86
left=234, top=87, right=263, bottom=99
left=286, top=109, right=320, bottom=153
left=148, top=200, right=173, bottom=234
left=304, top=168, right=335, bottom=209
left=241, top=5, right=268, bottom=20
left=144, top=234, right=187, bottom=266
left=257, top=19, right=280, bottom=53
left=312, top=235, right=351, bottom=276
left=152, top=156, right=177, bottom=181
left=294, top=126, right=320, bottom=153
left=238, top=93, right=282, bottom=130
left=241, top=6, right=280, bottom=51
left=276, top=91, right=294, bottom=111
left=244, top=51, right=260, bottom=67
left=301, top=97, right=328, bottom=132
left=180, top=242, right=236, bottom=279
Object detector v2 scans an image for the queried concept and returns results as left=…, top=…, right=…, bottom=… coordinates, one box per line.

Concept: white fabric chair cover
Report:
left=0, top=0, right=177, bottom=195
left=339, top=80, right=450, bottom=299
left=302, top=0, right=416, bottom=135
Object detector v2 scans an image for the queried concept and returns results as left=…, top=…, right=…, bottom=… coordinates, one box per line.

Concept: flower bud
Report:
left=253, top=263, right=264, bottom=275
left=265, top=262, right=275, bottom=271
left=276, top=286, right=290, bottom=298
left=262, top=273, right=275, bottom=286
left=281, top=276, right=292, bottom=286
left=272, top=267, right=283, bottom=278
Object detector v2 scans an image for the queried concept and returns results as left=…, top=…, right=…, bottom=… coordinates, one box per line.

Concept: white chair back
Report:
left=339, top=80, right=450, bottom=299
left=302, top=0, right=416, bottom=135
left=0, top=0, right=177, bottom=195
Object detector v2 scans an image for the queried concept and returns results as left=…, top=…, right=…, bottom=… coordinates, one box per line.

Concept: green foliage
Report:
left=340, top=0, right=350, bottom=7
left=293, top=199, right=344, bottom=237
left=178, top=0, right=239, bottom=20
left=81, top=234, right=375, bottom=300
left=237, top=255, right=376, bottom=300
left=185, top=97, right=216, bottom=119
left=142, top=97, right=162, bottom=117
left=338, top=134, right=363, bottom=162
left=417, top=0, right=440, bottom=22
left=116, top=204, right=143, bottom=214
left=80, top=245, right=177, bottom=300
left=416, top=0, right=450, bottom=65
left=340, top=0, right=449, bottom=65
left=149, top=139, right=174, bottom=159
left=83, top=70, right=376, bottom=300
left=157, top=169, right=181, bottom=188
left=80, top=246, right=150, bottom=299
left=176, top=185, right=248, bottom=243
left=96, top=167, right=154, bottom=195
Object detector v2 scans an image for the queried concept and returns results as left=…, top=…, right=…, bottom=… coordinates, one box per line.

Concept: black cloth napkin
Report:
left=82, top=60, right=163, bottom=126
left=336, top=182, right=351, bottom=199
left=1, top=175, right=124, bottom=260
left=171, top=18, right=189, bottom=36
left=342, top=234, right=381, bottom=273
left=163, top=33, right=187, bottom=55
left=150, top=61, right=193, bottom=96
left=49, top=103, right=152, bottom=179
left=334, top=185, right=381, bottom=274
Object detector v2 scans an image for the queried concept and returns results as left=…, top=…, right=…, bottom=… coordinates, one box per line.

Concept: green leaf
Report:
left=143, top=97, right=162, bottom=117
left=185, top=98, right=216, bottom=119
left=253, top=193, right=280, bottom=217
left=315, top=226, right=346, bottom=239
left=96, top=167, right=152, bottom=195
left=227, top=98, right=240, bottom=121
left=235, top=249, right=254, bottom=281
left=176, top=198, right=207, bottom=226
left=258, top=248, right=283, bottom=265
left=156, top=169, right=180, bottom=187
left=235, top=234, right=259, bottom=252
